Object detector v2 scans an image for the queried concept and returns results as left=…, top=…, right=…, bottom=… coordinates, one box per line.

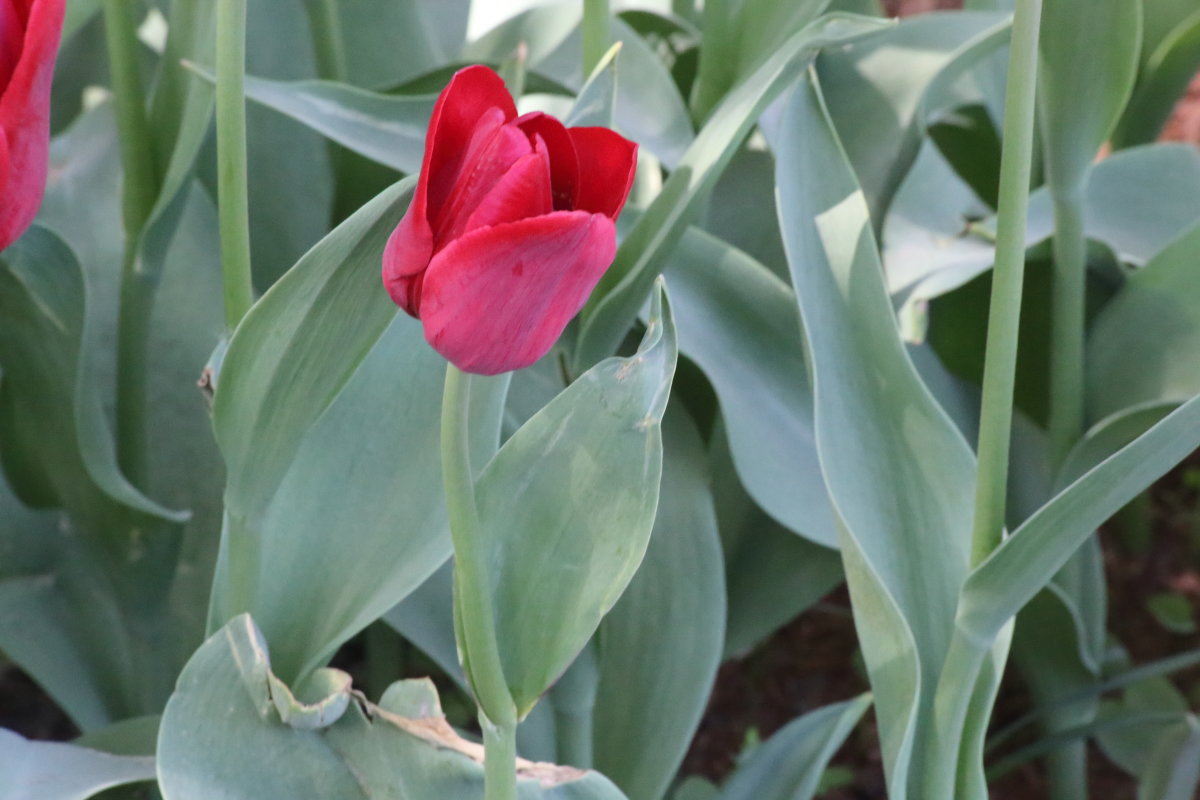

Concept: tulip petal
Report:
left=420, top=211, right=617, bottom=374
left=516, top=112, right=580, bottom=211
left=0, top=0, right=22, bottom=86
left=423, top=66, right=516, bottom=215
left=462, top=143, right=553, bottom=233
left=0, top=0, right=62, bottom=252
left=567, top=127, right=638, bottom=219
left=432, top=110, right=531, bottom=245
left=384, top=67, right=521, bottom=315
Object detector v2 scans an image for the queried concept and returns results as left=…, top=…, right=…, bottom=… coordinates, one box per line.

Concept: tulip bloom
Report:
left=0, top=0, right=65, bottom=252
left=383, top=65, right=638, bottom=375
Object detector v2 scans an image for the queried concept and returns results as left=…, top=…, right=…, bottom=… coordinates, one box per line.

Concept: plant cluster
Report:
left=2, top=1, right=1200, bottom=799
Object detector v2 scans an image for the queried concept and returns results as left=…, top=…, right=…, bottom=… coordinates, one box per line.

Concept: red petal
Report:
left=432, top=110, right=531, bottom=245
left=419, top=211, right=617, bottom=374
left=0, top=0, right=63, bottom=252
left=422, top=66, right=516, bottom=216
left=383, top=65, right=516, bottom=316
left=516, top=112, right=580, bottom=211
left=0, top=0, right=23, bottom=87
left=567, top=127, right=638, bottom=219
left=462, top=142, right=553, bottom=233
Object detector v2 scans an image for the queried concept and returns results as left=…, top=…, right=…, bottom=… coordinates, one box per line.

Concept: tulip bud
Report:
left=383, top=65, right=638, bottom=375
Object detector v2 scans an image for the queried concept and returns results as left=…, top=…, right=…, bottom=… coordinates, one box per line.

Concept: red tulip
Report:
left=0, top=0, right=65, bottom=252
left=383, top=65, right=638, bottom=375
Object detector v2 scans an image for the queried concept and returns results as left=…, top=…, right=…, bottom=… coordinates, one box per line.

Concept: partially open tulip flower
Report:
left=383, top=65, right=638, bottom=375
left=0, top=0, right=65, bottom=252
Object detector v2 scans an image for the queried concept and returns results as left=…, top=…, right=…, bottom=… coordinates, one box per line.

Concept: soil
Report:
left=4, top=2, right=1200, bottom=799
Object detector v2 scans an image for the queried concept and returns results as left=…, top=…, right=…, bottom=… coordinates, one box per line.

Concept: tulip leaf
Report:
left=241, top=3, right=334, bottom=288
left=337, top=0, right=470, bottom=89
left=157, top=615, right=628, bottom=800
left=774, top=71, right=978, bottom=797
left=0, top=225, right=183, bottom=524
left=575, top=12, right=890, bottom=371
left=960, top=392, right=1200, bottom=644
left=1088, top=221, right=1200, bottom=421
left=663, top=225, right=834, bottom=547
left=466, top=11, right=695, bottom=169
left=592, top=407, right=725, bottom=800
left=818, top=10, right=1010, bottom=225
left=209, top=178, right=508, bottom=681
left=716, top=695, right=872, bottom=800
left=1114, top=9, right=1200, bottom=147
left=711, top=429, right=844, bottom=658
left=478, top=282, right=677, bottom=716
left=1038, top=0, right=1141, bottom=196
left=186, top=64, right=436, bottom=175
left=0, top=729, right=156, bottom=800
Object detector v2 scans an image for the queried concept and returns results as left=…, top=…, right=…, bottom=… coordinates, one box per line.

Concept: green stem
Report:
left=301, top=0, right=347, bottom=82
left=215, top=0, right=255, bottom=331
left=103, top=0, right=160, bottom=488
left=969, top=0, right=1044, bottom=568
left=1047, top=193, right=1087, bottom=470
left=442, top=365, right=517, bottom=730
left=582, top=0, right=610, bottom=76
left=550, top=645, right=599, bottom=768
left=481, top=711, right=518, bottom=800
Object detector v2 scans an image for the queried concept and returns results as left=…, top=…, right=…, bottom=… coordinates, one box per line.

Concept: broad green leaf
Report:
left=1088, top=221, right=1200, bottom=420
left=466, top=11, right=695, bottom=169
left=592, top=407, right=724, bottom=800
left=1114, top=10, right=1200, bottom=147
left=818, top=10, right=1009, bottom=225
left=711, top=424, right=843, bottom=658
left=700, top=147, right=789, bottom=277
left=1038, top=0, right=1141, bottom=195
left=1139, top=715, right=1200, bottom=800
left=564, top=42, right=620, bottom=129
left=157, top=615, right=628, bottom=800
left=188, top=66, right=435, bottom=175
left=775, top=72, right=977, bottom=798
left=663, top=226, right=833, bottom=546
left=384, top=560, right=463, bottom=689
left=338, top=0, right=470, bottom=89
left=241, top=1, right=333, bottom=288
left=576, top=12, right=890, bottom=370
left=73, top=716, right=160, bottom=757
left=0, top=479, right=120, bottom=730
left=0, top=227, right=181, bottom=525
left=1141, top=0, right=1198, bottom=70
left=690, top=0, right=829, bottom=123
left=209, top=179, right=507, bottom=681
left=0, top=729, right=156, bottom=800
left=892, top=144, right=1200, bottom=342
left=717, top=695, right=871, bottom=800
left=960, top=393, right=1200, bottom=643
left=479, top=283, right=677, bottom=715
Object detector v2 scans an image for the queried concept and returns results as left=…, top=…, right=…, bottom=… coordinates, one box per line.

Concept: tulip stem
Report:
left=441, top=366, right=518, bottom=785
left=103, top=0, right=160, bottom=488
left=481, top=711, right=518, bottom=800
left=1047, top=192, right=1087, bottom=470
left=301, top=0, right=347, bottom=83
left=582, top=0, right=610, bottom=76
left=969, top=0, right=1043, bottom=568
left=215, top=0, right=255, bottom=331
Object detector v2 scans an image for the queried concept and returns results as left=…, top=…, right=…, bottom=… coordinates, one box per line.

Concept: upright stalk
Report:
left=969, top=0, right=1044, bottom=567
left=1047, top=193, right=1086, bottom=469
left=215, top=0, right=255, bottom=331
left=301, top=0, right=347, bottom=82
left=925, top=2, right=1043, bottom=797
left=442, top=366, right=518, bottom=800
left=582, top=0, right=610, bottom=76
left=103, top=0, right=160, bottom=488
left=481, top=712, right=518, bottom=800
